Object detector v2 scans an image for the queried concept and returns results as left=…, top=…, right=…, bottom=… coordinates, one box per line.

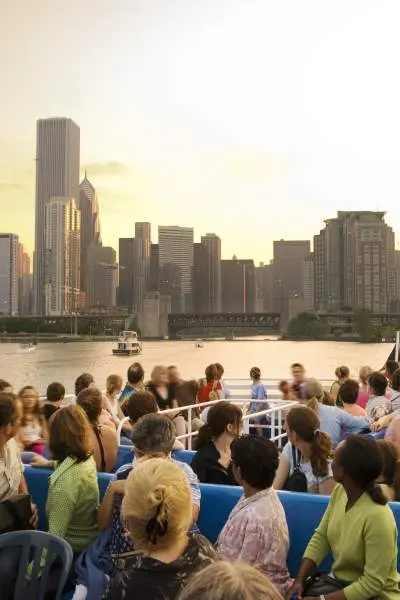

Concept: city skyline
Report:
left=4, top=1, right=400, bottom=262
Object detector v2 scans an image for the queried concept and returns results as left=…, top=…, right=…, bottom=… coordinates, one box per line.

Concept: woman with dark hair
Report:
left=197, top=364, right=222, bottom=404
left=274, top=406, right=334, bottom=495
left=217, top=435, right=291, bottom=595
left=290, top=435, right=400, bottom=600
left=377, top=439, right=400, bottom=502
left=330, top=366, right=350, bottom=407
left=339, top=380, right=365, bottom=417
left=191, top=401, right=242, bottom=485
left=76, top=387, right=117, bottom=472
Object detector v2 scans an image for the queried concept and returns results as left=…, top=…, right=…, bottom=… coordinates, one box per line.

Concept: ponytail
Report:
left=365, top=481, right=387, bottom=505
left=195, top=423, right=213, bottom=450
left=306, top=397, right=320, bottom=413
left=310, top=430, right=332, bottom=477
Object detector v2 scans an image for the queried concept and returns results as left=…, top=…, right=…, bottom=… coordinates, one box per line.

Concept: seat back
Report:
left=171, top=450, right=195, bottom=465
left=0, top=530, right=73, bottom=600
left=112, top=445, right=135, bottom=472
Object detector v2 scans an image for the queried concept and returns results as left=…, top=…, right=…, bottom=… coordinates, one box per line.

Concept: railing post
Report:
left=187, top=407, right=193, bottom=451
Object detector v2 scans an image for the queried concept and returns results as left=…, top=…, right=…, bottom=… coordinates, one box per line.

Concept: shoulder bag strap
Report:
left=291, top=444, right=301, bottom=471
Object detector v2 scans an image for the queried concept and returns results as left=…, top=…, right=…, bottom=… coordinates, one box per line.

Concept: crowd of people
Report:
left=1, top=358, right=400, bottom=599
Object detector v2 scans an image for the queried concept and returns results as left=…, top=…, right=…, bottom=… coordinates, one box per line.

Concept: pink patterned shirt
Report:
left=216, top=488, right=292, bottom=595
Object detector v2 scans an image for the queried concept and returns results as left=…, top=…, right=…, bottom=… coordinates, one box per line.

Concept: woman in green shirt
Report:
left=34, top=405, right=99, bottom=552
left=290, top=435, right=400, bottom=600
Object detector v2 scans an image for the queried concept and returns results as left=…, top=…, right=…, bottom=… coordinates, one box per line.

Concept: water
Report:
left=0, top=339, right=394, bottom=395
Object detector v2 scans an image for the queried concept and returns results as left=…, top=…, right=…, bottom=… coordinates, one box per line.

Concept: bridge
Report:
left=167, top=313, right=281, bottom=338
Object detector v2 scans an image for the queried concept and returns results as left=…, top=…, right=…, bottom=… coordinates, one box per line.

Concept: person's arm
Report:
left=390, top=419, right=400, bottom=451
left=97, top=479, right=126, bottom=531
left=337, top=510, right=398, bottom=600
left=371, top=413, right=393, bottom=431
left=339, top=410, right=369, bottom=435
left=217, top=514, right=254, bottom=563
left=191, top=456, right=208, bottom=484
left=330, top=382, right=340, bottom=403
left=318, top=478, right=335, bottom=495
left=273, top=454, right=290, bottom=490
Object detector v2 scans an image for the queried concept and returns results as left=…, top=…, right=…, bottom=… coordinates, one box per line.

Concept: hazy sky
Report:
left=2, top=0, right=400, bottom=262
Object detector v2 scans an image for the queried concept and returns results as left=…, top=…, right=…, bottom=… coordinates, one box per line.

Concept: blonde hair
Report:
left=106, top=374, right=123, bottom=395
left=122, top=457, right=192, bottom=553
left=178, top=562, right=283, bottom=600
left=304, top=378, right=324, bottom=412
left=150, top=365, right=168, bottom=386
left=359, top=366, right=373, bottom=385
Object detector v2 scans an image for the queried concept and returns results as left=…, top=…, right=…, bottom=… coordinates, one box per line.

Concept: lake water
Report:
left=0, top=339, right=394, bottom=395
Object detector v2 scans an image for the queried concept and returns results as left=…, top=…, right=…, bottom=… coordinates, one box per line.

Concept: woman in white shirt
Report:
left=274, top=405, right=334, bottom=495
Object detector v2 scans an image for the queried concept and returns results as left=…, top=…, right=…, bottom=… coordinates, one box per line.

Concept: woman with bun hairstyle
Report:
left=377, top=439, right=400, bottom=502
left=290, top=435, right=400, bottom=600
left=330, top=366, right=350, bottom=407
left=247, top=367, right=269, bottom=436
left=104, top=458, right=216, bottom=600
left=191, top=401, right=242, bottom=485
left=274, top=405, right=334, bottom=495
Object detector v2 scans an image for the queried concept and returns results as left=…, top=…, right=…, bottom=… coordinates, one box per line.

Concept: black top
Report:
left=104, top=533, right=216, bottom=600
left=42, top=402, right=59, bottom=422
left=191, top=440, right=238, bottom=486
left=147, top=383, right=176, bottom=411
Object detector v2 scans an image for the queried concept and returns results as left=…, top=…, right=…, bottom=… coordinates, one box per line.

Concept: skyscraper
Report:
left=158, top=226, right=194, bottom=312
left=302, top=253, right=315, bottom=312
left=149, top=243, right=159, bottom=292
left=255, top=263, right=274, bottom=312
left=86, top=244, right=117, bottom=308
left=118, top=238, right=135, bottom=310
left=44, top=197, right=80, bottom=315
left=18, top=243, right=31, bottom=315
left=0, top=234, right=19, bottom=315
left=221, top=258, right=246, bottom=312
left=192, top=234, right=222, bottom=313
left=134, top=222, right=151, bottom=313
left=79, top=172, right=101, bottom=292
left=272, top=240, right=311, bottom=321
left=34, top=118, right=80, bottom=315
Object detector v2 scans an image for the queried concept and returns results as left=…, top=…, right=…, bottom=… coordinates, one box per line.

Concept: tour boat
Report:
left=112, top=331, right=142, bottom=356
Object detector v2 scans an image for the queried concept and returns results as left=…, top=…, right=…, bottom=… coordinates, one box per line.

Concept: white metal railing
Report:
left=116, top=397, right=298, bottom=450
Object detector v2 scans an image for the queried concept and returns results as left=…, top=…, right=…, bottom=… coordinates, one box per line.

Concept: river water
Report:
left=0, top=338, right=394, bottom=395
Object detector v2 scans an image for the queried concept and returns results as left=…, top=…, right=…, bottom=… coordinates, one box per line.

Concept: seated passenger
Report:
left=330, top=366, right=350, bottom=407
left=357, top=365, right=373, bottom=409
left=147, top=365, right=186, bottom=439
left=103, top=374, right=125, bottom=427
left=290, top=435, right=400, bottom=600
left=302, top=379, right=368, bottom=447
left=119, top=362, right=146, bottom=415
left=104, top=458, right=216, bottom=600
left=247, top=367, right=269, bottom=436
left=0, top=379, right=13, bottom=393
left=19, top=385, right=47, bottom=455
left=43, top=381, right=65, bottom=422
left=274, top=405, right=334, bottom=495
left=34, top=406, right=99, bottom=553
left=177, top=562, right=283, bottom=600
left=377, top=439, right=400, bottom=502
left=77, top=387, right=117, bottom=472
left=366, top=372, right=391, bottom=422
left=339, top=379, right=366, bottom=417
left=75, top=372, right=95, bottom=397
left=217, top=435, right=292, bottom=595
left=98, top=414, right=201, bottom=563
left=191, top=401, right=242, bottom=485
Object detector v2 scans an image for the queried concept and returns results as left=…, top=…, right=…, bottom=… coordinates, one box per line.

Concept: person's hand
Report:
left=31, top=455, right=52, bottom=468
left=287, top=579, right=304, bottom=599
left=30, top=503, right=39, bottom=529
left=370, top=420, right=382, bottom=432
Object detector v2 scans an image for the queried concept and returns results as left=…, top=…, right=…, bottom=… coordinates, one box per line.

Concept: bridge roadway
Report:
left=167, top=312, right=281, bottom=338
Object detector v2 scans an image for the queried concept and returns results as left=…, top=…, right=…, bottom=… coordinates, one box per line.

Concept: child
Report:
left=19, top=385, right=47, bottom=455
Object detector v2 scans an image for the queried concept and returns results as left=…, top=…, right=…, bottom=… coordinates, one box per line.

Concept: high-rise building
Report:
left=149, top=243, right=159, bottom=292
left=313, top=211, right=395, bottom=313
left=18, top=243, right=31, bottom=315
left=255, top=263, right=274, bottom=312
left=221, top=258, right=246, bottom=312
left=33, top=118, right=80, bottom=315
left=133, top=223, right=151, bottom=313
left=192, top=234, right=222, bottom=313
left=159, top=263, right=182, bottom=313
left=118, top=238, right=135, bottom=310
left=158, top=226, right=194, bottom=312
left=272, top=240, right=311, bottom=321
left=79, top=172, right=101, bottom=292
left=0, top=234, right=19, bottom=315
left=302, top=253, right=314, bottom=312
left=86, top=244, right=117, bottom=308
left=44, top=197, right=80, bottom=315
left=237, top=259, right=256, bottom=313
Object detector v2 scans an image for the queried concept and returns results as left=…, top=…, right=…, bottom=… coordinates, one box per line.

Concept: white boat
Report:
left=19, top=343, right=37, bottom=354
left=112, top=331, right=142, bottom=356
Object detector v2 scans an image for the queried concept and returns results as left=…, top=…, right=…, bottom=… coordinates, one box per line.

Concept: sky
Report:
left=2, top=0, right=400, bottom=263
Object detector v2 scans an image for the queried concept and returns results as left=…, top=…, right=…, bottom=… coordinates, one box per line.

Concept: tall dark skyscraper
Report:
left=149, top=243, right=159, bottom=292
left=33, top=118, right=80, bottom=315
left=79, top=172, right=101, bottom=293
left=158, top=226, right=194, bottom=312
left=272, top=239, right=311, bottom=321
left=221, top=258, right=246, bottom=312
left=118, top=238, right=135, bottom=311
left=192, top=234, right=222, bottom=313
left=133, top=222, right=151, bottom=313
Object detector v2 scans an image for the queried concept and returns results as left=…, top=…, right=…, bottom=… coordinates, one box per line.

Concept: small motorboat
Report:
left=195, top=342, right=204, bottom=348
left=19, top=343, right=37, bottom=354
left=112, top=331, right=142, bottom=356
